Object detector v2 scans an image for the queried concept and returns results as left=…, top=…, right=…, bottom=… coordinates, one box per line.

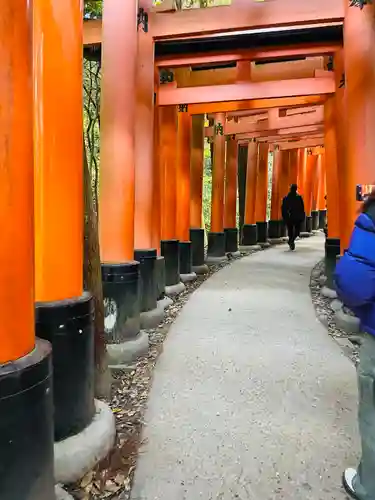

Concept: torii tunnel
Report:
left=1, top=0, right=375, bottom=498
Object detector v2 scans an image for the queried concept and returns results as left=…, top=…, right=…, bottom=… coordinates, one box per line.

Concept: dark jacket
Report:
left=281, top=192, right=305, bottom=224
left=335, top=203, right=375, bottom=337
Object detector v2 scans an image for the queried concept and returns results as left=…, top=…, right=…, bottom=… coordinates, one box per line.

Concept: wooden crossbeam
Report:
left=158, top=76, right=335, bottom=106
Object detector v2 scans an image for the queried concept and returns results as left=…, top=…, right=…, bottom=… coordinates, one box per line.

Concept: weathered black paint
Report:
left=161, top=239, right=180, bottom=286
left=256, top=221, right=268, bottom=243
left=311, top=210, right=319, bottom=231
left=190, top=228, right=205, bottom=267
left=268, top=220, right=281, bottom=239
left=102, top=261, right=141, bottom=343
left=134, top=249, right=158, bottom=312
left=0, top=339, right=55, bottom=500
left=325, top=238, right=341, bottom=289
left=224, top=228, right=239, bottom=253
left=300, top=217, right=307, bottom=233
left=207, top=231, right=226, bottom=258
left=155, top=256, right=166, bottom=300
left=319, top=209, right=327, bottom=229
left=35, top=293, right=95, bottom=442
left=305, top=215, right=313, bottom=233
left=241, top=224, right=258, bottom=246
left=179, top=241, right=193, bottom=274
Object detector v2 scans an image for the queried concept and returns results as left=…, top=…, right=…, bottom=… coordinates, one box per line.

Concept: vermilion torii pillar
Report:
left=311, top=152, right=321, bottom=230
left=241, top=139, right=258, bottom=248
left=255, top=143, right=270, bottom=245
left=318, top=149, right=327, bottom=229
left=100, top=0, right=147, bottom=364
left=176, top=109, right=196, bottom=281
left=344, top=2, right=375, bottom=251
left=33, top=0, right=96, bottom=444
left=190, top=115, right=208, bottom=274
left=207, top=112, right=227, bottom=263
left=303, top=152, right=318, bottom=234
left=269, top=148, right=283, bottom=240
left=135, top=23, right=164, bottom=329
left=224, top=136, right=240, bottom=255
left=0, top=2, right=54, bottom=497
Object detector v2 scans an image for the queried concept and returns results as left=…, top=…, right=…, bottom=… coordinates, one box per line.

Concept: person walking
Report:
left=281, top=184, right=305, bottom=250
left=335, top=189, right=375, bottom=499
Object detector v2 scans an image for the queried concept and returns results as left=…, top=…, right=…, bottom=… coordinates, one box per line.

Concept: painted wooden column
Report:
left=297, top=148, right=307, bottom=197
left=100, top=0, right=147, bottom=364
left=324, top=96, right=341, bottom=287
left=0, top=2, right=54, bottom=496
left=34, top=0, right=83, bottom=302
left=311, top=152, right=321, bottom=230
left=242, top=139, right=258, bottom=246
left=176, top=109, right=194, bottom=277
left=317, top=149, right=327, bottom=229
left=33, top=0, right=98, bottom=441
left=224, top=137, right=239, bottom=254
left=279, top=149, right=291, bottom=237
left=207, top=112, right=227, bottom=261
left=269, top=148, right=283, bottom=239
left=288, top=149, right=298, bottom=186
left=189, top=115, right=207, bottom=274
left=343, top=2, right=375, bottom=250
left=255, top=143, right=269, bottom=244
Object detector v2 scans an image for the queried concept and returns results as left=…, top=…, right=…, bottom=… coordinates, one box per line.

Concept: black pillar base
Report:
left=311, top=210, right=319, bottom=231
left=325, top=238, right=341, bottom=289
left=161, top=239, right=180, bottom=286
left=207, top=231, right=226, bottom=258
left=0, top=339, right=54, bottom=500
left=155, top=256, right=166, bottom=300
left=179, top=241, right=193, bottom=274
left=241, top=224, right=258, bottom=246
left=268, top=220, right=281, bottom=239
left=134, top=249, right=158, bottom=313
left=305, top=216, right=313, bottom=234
left=35, top=293, right=95, bottom=442
left=102, top=261, right=141, bottom=342
left=224, top=228, right=239, bottom=253
left=190, top=228, right=205, bottom=267
left=256, top=221, right=268, bottom=244
left=319, top=209, right=327, bottom=229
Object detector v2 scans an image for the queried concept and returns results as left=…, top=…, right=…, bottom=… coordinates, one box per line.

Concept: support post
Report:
left=255, top=143, right=270, bottom=245
left=190, top=115, right=208, bottom=274
left=311, top=153, right=321, bottom=230
left=100, top=0, right=146, bottom=364
left=324, top=97, right=341, bottom=288
left=0, top=2, right=54, bottom=497
left=207, top=112, right=227, bottom=263
left=224, top=137, right=240, bottom=255
left=33, top=0, right=97, bottom=445
left=238, top=144, right=248, bottom=241
left=318, top=149, right=327, bottom=229
left=342, top=2, right=375, bottom=251
left=303, top=152, right=317, bottom=234
left=269, top=148, right=283, bottom=240
left=241, top=140, right=259, bottom=248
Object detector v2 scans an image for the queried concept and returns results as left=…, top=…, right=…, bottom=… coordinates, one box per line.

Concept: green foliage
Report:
left=84, top=0, right=102, bottom=18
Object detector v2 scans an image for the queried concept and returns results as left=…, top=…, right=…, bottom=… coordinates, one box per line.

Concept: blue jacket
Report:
left=334, top=211, right=375, bottom=336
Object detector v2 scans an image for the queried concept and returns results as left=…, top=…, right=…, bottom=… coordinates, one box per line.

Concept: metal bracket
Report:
left=326, top=56, right=334, bottom=72
left=159, top=69, right=174, bottom=84
left=137, top=8, right=149, bottom=32
left=215, top=123, right=224, bottom=136
left=178, top=104, right=188, bottom=112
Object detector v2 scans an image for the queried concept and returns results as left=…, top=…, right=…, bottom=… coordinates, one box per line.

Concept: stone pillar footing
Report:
left=0, top=339, right=55, bottom=500
left=190, top=228, right=206, bottom=270
left=207, top=231, right=226, bottom=262
left=155, top=256, right=166, bottom=300
left=241, top=224, right=258, bottom=246
left=165, top=282, right=186, bottom=297
left=192, top=264, right=209, bottom=275
left=224, top=227, right=239, bottom=253
left=102, top=262, right=144, bottom=366
left=180, top=272, right=197, bottom=283
left=54, top=399, right=116, bottom=485
left=35, top=293, right=95, bottom=442
left=135, top=249, right=163, bottom=329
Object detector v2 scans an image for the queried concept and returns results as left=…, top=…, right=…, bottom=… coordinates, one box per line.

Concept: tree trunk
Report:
left=83, top=142, right=111, bottom=399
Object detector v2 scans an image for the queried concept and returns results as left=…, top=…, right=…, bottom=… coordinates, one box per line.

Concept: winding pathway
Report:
left=132, top=234, right=359, bottom=500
